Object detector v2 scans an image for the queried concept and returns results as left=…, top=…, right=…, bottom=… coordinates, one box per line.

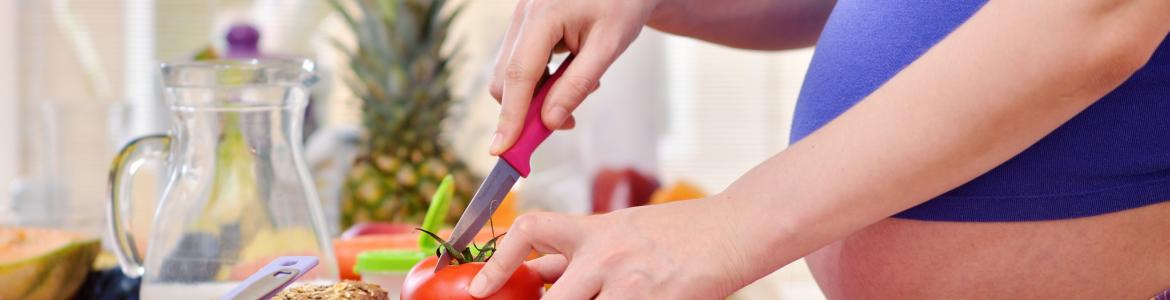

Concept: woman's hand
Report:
left=487, top=0, right=662, bottom=155
left=486, top=0, right=836, bottom=155
left=468, top=199, right=749, bottom=299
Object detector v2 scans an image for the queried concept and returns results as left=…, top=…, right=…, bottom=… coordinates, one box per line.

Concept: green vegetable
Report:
left=418, top=175, right=454, bottom=251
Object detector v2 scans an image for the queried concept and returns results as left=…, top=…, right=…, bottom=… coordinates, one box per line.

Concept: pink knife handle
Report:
left=500, top=54, right=575, bottom=177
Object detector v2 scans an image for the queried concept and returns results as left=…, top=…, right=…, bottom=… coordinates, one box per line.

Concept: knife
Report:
left=220, top=256, right=318, bottom=300
left=436, top=54, right=575, bottom=272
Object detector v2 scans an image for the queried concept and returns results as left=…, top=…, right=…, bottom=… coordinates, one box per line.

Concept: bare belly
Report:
left=806, top=200, right=1170, bottom=299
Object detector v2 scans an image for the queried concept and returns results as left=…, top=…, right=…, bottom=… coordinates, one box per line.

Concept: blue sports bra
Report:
left=790, top=0, right=1170, bottom=221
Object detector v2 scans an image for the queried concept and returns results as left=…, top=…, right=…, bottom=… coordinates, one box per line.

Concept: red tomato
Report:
left=401, top=256, right=543, bottom=300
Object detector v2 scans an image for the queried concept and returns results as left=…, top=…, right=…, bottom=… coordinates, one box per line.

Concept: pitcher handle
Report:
left=107, top=134, right=170, bottom=278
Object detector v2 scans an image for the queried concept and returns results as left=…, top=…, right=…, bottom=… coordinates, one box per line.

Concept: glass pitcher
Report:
left=108, top=59, right=337, bottom=298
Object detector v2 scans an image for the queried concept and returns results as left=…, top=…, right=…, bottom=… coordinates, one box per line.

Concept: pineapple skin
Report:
left=341, top=146, right=478, bottom=227
left=332, top=0, right=481, bottom=229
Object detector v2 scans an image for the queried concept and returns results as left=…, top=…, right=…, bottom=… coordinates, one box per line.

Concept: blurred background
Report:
left=0, top=0, right=821, bottom=298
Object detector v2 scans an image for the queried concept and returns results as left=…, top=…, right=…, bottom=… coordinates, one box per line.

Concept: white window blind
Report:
left=660, top=37, right=814, bottom=193
left=11, top=0, right=145, bottom=229
left=1, top=0, right=19, bottom=218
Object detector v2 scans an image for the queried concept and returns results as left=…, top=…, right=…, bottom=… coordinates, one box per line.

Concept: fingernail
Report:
left=489, top=132, right=503, bottom=155
left=469, top=274, right=487, bottom=296
left=548, top=106, right=569, bottom=129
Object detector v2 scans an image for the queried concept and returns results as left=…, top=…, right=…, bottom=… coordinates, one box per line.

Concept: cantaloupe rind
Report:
left=0, top=228, right=101, bottom=300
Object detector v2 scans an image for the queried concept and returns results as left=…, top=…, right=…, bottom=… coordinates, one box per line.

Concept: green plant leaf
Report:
left=326, top=0, right=358, bottom=29
left=476, top=232, right=504, bottom=261
left=418, top=175, right=454, bottom=250
left=416, top=228, right=467, bottom=264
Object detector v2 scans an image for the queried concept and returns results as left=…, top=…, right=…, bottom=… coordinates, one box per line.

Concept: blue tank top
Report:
left=790, top=0, right=1170, bottom=221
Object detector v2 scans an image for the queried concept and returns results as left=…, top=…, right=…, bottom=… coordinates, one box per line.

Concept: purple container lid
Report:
left=225, top=23, right=261, bottom=59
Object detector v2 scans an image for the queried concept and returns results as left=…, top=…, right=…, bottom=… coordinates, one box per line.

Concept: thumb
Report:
left=468, top=213, right=582, bottom=297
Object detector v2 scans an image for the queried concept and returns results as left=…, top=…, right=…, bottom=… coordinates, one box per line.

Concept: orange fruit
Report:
left=489, top=192, right=520, bottom=228
left=649, top=180, right=707, bottom=205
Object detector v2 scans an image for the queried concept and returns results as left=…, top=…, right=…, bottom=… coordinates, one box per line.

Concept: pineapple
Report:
left=329, top=0, right=479, bottom=228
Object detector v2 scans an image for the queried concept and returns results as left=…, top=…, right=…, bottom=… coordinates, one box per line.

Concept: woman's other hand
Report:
left=468, top=200, right=749, bottom=299
left=488, top=0, right=663, bottom=155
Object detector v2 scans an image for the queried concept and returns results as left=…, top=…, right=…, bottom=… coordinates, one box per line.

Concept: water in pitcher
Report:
left=109, top=59, right=337, bottom=298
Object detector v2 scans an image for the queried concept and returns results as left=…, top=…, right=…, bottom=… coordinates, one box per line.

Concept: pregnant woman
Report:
left=469, top=0, right=1170, bottom=298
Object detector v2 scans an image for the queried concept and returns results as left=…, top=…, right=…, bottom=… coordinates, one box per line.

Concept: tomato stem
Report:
left=416, top=228, right=506, bottom=265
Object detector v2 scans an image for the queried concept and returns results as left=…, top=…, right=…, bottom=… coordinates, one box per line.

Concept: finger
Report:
left=541, top=31, right=622, bottom=130
left=491, top=18, right=562, bottom=155
left=490, top=2, right=528, bottom=101
left=525, top=254, right=569, bottom=282
left=557, top=115, right=576, bottom=130
left=469, top=213, right=582, bottom=297
left=551, top=77, right=596, bottom=130
left=541, top=262, right=602, bottom=300
left=553, top=42, right=570, bottom=54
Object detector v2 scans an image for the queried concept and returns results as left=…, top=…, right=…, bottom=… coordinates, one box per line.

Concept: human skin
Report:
left=806, top=200, right=1170, bottom=299
left=472, top=0, right=1170, bottom=298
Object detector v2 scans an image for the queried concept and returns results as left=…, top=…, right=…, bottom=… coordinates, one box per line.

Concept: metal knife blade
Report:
left=435, top=160, right=520, bottom=272
left=433, top=54, right=575, bottom=273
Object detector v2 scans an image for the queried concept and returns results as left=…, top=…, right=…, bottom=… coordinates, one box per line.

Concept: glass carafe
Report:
left=108, top=59, right=337, bottom=298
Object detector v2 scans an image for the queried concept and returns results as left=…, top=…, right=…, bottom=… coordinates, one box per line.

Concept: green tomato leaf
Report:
left=416, top=228, right=466, bottom=264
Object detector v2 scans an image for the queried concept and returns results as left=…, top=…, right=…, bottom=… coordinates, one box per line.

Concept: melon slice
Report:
left=0, top=227, right=101, bottom=300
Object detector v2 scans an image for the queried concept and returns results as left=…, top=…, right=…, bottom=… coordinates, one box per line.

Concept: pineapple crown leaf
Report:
left=330, top=0, right=467, bottom=145
left=326, top=0, right=358, bottom=30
